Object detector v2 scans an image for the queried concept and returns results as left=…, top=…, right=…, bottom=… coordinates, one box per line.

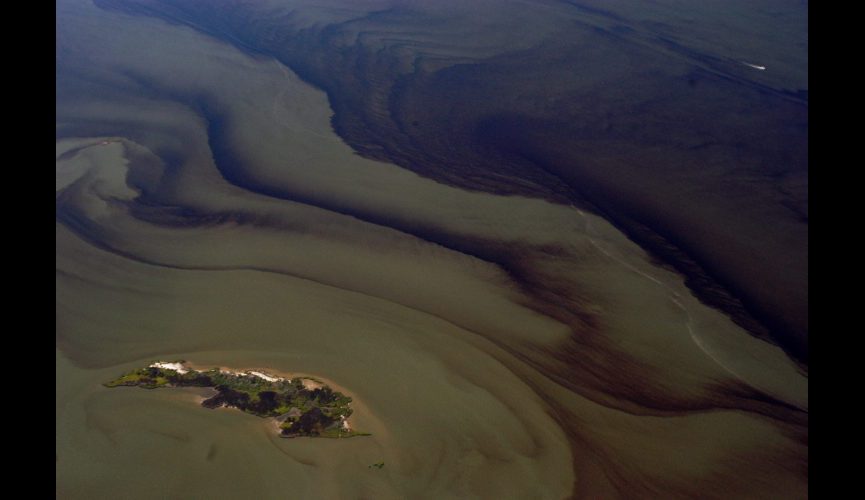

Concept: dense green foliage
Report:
left=105, top=363, right=367, bottom=438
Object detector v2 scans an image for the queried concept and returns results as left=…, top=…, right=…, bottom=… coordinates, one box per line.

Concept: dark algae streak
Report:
left=105, top=362, right=370, bottom=439
left=92, top=0, right=808, bottom=366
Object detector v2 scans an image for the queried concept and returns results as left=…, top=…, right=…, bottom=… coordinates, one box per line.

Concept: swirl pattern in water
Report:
left=56, top=0, right=807, bottom=498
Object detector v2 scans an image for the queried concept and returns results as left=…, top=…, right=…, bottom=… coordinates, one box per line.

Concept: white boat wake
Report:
left=741, top=61, right=766, bottom=71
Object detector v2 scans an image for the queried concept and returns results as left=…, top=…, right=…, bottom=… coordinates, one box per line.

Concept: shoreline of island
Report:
left=105, top=360, right=370, bottom=439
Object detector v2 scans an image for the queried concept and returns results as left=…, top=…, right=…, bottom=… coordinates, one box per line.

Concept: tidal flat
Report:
left=57, top=0, right=807, bottom=498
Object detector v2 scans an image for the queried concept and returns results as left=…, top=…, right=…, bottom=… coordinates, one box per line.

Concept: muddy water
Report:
left=57, top=0, right=806, bottom=498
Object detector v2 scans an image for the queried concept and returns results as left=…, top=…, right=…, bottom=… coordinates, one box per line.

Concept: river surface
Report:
left=57, top=1, right=807, bottom=498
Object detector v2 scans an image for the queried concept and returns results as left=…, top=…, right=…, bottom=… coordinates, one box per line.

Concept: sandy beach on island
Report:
left=57, top=0, right=806, bottom=498
left=170, top=361, right=361, bottom=431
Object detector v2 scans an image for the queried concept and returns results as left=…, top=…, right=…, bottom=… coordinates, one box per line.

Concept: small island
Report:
left=105, top=361, right=369, bottom=439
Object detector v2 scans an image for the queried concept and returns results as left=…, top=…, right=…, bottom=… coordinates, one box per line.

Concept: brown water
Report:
left=57, top=0, right=807, bottom=498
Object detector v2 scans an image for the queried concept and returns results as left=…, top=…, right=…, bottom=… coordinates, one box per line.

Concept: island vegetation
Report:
left=105, top=361, right=369, bottom=439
